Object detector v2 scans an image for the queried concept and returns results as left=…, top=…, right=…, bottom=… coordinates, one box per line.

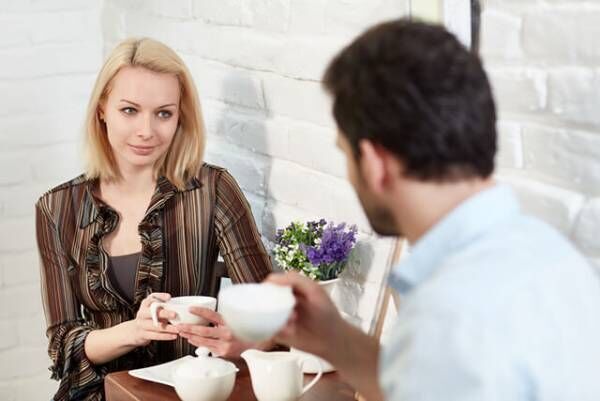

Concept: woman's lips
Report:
left=129, top=144, right=155, bottom=155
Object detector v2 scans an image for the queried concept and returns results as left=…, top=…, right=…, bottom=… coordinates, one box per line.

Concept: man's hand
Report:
left=266, top=271, right=346, bottom=361
left=266, top=272, right=384, bottom=401
left=177, top=307, right=257, bottom=358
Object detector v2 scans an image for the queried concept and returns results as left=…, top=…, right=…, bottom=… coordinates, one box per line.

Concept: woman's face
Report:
left=101, top=66, right=181, bottom=174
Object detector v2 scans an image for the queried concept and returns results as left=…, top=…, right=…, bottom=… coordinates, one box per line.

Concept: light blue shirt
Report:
left=380, top=185, right=600, bottom=401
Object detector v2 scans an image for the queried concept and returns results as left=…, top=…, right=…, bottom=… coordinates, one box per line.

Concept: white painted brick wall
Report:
left=481, top=0, right=600, bottom=267
left=497, top=175, right=585, bottom=235
left=521, top=124, right=600, bottom=193
left=496, top=121, right=523, bottom=169
left=4, top=0, right=600, bottom=398
left=573, top=198, right=600, bottom=257
left=487, top=67, right=547, bottom=113
left=0, top=321, right=18, bottom=352
left=548, top=68, right=600, bottom=128
left=0, top=0, right=102, bottom=398
left=480, top=8, right=522, bottom=61
left=1, top=251, right=40, bottom=287
left=523, top=8, right=600, bottom=64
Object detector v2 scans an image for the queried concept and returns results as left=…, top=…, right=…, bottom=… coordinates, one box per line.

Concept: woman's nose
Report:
left=136, top=115, right=154, bottom=140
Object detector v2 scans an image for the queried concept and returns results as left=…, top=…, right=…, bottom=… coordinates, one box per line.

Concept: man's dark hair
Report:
left=323, top=19, right=497, bottom=181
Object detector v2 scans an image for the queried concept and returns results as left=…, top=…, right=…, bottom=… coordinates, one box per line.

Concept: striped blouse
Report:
left=35, top=164, right=272, bottom=401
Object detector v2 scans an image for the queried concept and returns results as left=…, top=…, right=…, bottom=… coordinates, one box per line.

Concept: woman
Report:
left=35, top=38, right=272, bottom=401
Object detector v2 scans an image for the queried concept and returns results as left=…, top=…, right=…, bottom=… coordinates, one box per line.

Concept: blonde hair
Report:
left=84, top=37, right=205, bottom=190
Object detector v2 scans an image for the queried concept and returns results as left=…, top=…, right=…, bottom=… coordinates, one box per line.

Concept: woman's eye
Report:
left=157, top=110, right=172, bottom=119
left=121, top=107, right=137, bottom=115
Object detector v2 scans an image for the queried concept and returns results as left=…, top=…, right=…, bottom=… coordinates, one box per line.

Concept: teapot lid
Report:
left=175, top=348, right=238, bottom=379
left=195, top=347, right=211, bottom=357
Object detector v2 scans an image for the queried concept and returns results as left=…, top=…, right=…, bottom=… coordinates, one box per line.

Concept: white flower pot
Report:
left=290, top=278, right=341, bottom=374
left=318, top=277, right=340, bottom=299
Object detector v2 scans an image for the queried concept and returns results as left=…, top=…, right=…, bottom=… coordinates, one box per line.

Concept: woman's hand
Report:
left=129, top=292, right=179, bottom=347
left=177, top=307, right=260, bottom=358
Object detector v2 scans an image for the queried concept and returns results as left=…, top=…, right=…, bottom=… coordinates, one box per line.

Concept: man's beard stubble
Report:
left=354, top=184, right=400, bottom=237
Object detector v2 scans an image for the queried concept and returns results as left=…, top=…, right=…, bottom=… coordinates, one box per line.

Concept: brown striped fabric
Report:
left=35, top=163, right=272, bottom=401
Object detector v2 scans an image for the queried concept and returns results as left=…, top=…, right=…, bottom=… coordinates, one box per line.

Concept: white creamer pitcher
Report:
left=241, top=350, right=323, bottom=401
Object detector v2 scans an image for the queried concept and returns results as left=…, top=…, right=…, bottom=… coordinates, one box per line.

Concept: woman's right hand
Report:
left=130, top=292, right=179, bottom=347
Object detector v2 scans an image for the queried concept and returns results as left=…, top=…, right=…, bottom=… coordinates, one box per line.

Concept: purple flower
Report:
left=305, top=222, right=357, bottom=266
left=273, top=218, right=358, bottom=280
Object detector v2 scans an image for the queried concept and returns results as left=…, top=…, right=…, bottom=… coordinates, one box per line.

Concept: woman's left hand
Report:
left=177, top=307, right=258, bottom=358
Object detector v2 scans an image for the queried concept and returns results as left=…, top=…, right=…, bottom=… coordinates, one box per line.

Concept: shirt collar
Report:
left=78, top=174, right=202, bottom=229
left=78, top=178, right=102, bottom=229
left=388, top=184, right=520, bottom=295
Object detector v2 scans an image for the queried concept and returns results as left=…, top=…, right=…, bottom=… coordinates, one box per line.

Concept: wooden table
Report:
left=105, top=358, right=357, bottom=401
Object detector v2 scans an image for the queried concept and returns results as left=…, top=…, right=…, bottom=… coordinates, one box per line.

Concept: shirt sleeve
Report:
left=213, top=170, right=273, bottom=284
left=380, top=306, right=516, bottom=401
left=36, top=200, right=105, bottom=400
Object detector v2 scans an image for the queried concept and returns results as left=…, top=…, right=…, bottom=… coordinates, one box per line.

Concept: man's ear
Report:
left=358, top=139, right=387, bottom=194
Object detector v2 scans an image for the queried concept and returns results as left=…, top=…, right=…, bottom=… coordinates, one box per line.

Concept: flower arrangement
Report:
left=273, top=219, right=358, bottom=281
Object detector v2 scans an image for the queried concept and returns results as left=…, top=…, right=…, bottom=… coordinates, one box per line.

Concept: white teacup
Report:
left=218, top=283, right=295, bottom=342
left=150, top=296, right=216, bottom=326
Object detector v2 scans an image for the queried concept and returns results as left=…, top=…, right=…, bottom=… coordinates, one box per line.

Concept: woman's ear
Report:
left=97, top=104, right=105, bottom=122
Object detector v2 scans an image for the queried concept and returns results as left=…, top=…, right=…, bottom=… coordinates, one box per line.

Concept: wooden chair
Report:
left=213, top=259, right=228, bottom=294
left=355, top=238, right=405, bottom=401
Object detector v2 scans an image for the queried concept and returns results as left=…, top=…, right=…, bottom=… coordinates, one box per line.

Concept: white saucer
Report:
left=129, top=355, right=194, bottom=387
left=290, top=348, right=336, bottom=374
left=288, top=312, right=360, bottom=373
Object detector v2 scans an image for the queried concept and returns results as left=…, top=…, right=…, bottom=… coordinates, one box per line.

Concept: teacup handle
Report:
left=300, top=356, right=323, bottom=395
left=149, top=301, right=167, bottom=327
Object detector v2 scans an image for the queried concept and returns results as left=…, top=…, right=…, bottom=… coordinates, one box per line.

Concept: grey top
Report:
left=107, top=252, right=140, bottom=303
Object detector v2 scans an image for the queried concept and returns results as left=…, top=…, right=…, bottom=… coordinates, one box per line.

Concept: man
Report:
left=267, top=19, right=600, bottom=401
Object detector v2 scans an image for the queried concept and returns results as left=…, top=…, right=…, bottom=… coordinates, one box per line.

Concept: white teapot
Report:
left=241, top=349, right=323, bottom=401
left=173, top=347, right=238, bottom=401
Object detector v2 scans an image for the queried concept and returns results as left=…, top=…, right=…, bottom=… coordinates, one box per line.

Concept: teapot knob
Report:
left=195, top=347, right=211, bottom=357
